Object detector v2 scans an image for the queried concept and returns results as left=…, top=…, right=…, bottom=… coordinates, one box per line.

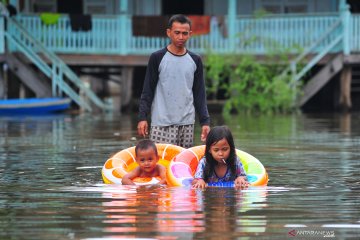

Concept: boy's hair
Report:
left=135, top=139, right=158, bottom=157
left=168, top=14, right=192, bottom=29
left=204, top=126, right=237, bottom=181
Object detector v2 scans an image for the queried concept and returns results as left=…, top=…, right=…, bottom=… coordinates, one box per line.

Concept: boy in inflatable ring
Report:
left=122, top=139, right=167, bottom=185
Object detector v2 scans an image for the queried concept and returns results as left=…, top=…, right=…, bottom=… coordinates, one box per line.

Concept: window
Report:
left=32, top=0, right=56, bottom=13
left=261, top=0, right=308, bottom=14
left=84, top=0, right=115, bottom=14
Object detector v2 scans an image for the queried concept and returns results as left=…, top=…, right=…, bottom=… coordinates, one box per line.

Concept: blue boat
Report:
left=0, top=98, right=71, bottom=114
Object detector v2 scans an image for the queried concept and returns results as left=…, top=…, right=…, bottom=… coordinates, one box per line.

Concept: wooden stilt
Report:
left=339, top=65, right=352, bottom=111
left=340, top=112, right=351, bottom=136
left=121, top=67, right=133, bottom=107
left=0, top=64, right=6, bottom=99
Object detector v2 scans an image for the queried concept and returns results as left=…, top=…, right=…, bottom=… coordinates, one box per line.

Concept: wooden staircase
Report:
left=3, top=17, right=112, bottom=112
left=5, top=53, right=52, bottom=98
left=277, top=18, right=346, bottom=109
left=298, top=54, right=344, bottom=107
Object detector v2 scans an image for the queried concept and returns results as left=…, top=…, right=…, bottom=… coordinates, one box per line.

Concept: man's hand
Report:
left=137, top=121, right=148, bottom=137
left=200, top=125, right=210, bottom=142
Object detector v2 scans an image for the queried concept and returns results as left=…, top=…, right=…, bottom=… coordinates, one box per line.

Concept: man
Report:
left=137, top=14, right=210, bottom=148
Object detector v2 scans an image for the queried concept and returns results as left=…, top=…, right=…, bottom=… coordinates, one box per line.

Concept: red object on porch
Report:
left=187, top=15, right=211, bottom=35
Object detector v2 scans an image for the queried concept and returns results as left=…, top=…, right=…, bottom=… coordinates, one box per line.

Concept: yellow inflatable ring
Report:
left=102, top=143, right=184, bottom=184
left=166, top=145, right=268, bottom=187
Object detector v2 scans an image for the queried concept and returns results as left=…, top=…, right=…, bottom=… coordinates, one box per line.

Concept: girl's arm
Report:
left=121, top=167, right=141, bottom=185
left=234, top=157, right=248, bottom=188
left=157, top=165, right=167, bottom=185
left=235, top=156, right=247, bottom=177
left=192, top=178, right=207, bottom=188
left=192, top=158, right=207, bottom=188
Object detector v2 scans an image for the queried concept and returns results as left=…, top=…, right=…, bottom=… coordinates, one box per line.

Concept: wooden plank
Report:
left=5, top=53, right=52, bottom=98
left=57, top=54, right=150, bottom=66
left=344, top=54, right=360, bottom=65
left=12, top=52, right=351, bottom=67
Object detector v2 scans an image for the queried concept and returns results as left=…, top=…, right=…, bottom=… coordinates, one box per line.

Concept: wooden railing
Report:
left=6, top=12, right=358, bottom=56
left=234, top=14, right=340, bottom=54
left=279, top=18, right=343, bottom=82
left=351, top=15, right=360, bottom=52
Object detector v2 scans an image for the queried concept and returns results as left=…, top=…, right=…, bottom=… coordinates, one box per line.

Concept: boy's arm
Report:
left=121, top=167, right=141, bottom=185
left=157, top=165, right=167, bottom=185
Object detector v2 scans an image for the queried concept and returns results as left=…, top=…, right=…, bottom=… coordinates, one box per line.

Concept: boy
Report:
left=121, top=139, right=167, bottom=185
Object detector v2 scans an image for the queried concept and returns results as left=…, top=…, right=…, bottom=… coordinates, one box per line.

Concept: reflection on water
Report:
left=59, top=184, right=269, bottom=239
left=0, top=112, right=360, bottom=239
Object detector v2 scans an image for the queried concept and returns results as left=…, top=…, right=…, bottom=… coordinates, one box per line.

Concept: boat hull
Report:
left=0, top=98, right=71, bottom=114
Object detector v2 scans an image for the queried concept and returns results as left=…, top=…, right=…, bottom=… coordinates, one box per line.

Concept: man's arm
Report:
left=138, top=53, right=159, bottom=122
left=192, top=55, right=210, bottom=126
left=191, top=54, right=210, bottom=141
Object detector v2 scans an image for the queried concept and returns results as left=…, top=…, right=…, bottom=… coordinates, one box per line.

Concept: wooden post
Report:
left=119, top=0, right=128, bottom=55
left=121, top=67, right=133, bottom=108
left=0, top=63, right=6, bottom=98
left=228, top=0, right=236, bottom=51
left=339, top=0, right=351, bottom=55
left=338, top=0, right=351, bottom=114
left=339, top=65, right=352, bottom=111
left=340, top=112, right=351, bottom=136
left=0, top=17, right=4, bottom=54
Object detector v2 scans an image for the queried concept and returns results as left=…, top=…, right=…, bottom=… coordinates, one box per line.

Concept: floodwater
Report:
left=0, top=112, right=359, bottom=239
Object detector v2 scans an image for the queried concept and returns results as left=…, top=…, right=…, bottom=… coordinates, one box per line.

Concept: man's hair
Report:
left=135, top=139, right=158, bottom=157
left=168, top=14, right=192, bottom=29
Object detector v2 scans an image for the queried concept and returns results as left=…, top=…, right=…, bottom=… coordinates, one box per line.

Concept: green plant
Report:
left=205, top=50, right=302, bottom=116
left=204, top=53, right=231, bottom=99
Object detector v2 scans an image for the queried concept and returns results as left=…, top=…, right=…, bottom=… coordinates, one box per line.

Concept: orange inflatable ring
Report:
left=166, top=145, right=268, bottom=187
left=102, top=143, right=184, bottom=185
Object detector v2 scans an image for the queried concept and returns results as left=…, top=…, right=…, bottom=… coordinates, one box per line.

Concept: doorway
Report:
left=162, top=0, right=204, bottom=15
left=348, top=0, right=360, bottom=13
left=58, top=0, right=83, bottom=14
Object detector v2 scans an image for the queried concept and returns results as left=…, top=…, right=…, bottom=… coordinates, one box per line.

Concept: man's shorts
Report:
left=150, top=124, right=194, bottom=148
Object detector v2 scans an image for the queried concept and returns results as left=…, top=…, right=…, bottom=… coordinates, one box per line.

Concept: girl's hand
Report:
left=234, top=176, right=249, bottom=189
left=192, top=178, right=207, bottom=189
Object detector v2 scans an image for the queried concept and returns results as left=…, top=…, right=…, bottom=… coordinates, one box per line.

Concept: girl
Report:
left=192, top=126, right=248, bottom=189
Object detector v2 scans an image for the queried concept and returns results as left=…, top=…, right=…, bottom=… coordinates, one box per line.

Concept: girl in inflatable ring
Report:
left=192, top=126, right=249, bottom=189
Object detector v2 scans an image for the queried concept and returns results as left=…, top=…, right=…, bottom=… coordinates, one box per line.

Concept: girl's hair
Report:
left=168, top=14, right=192, bottom=29
left=135, top=139, right=158, bottom=157
left=203, top=126, right=237, bottom=182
